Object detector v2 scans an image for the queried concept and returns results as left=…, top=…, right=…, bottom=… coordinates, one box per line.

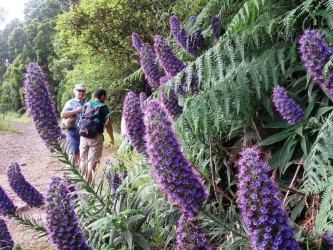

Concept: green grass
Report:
left=0, top=112, right=30, bottom=132
left=0, top=119, right=12, bottom=131
left=5, top=111, right=31, bottom=123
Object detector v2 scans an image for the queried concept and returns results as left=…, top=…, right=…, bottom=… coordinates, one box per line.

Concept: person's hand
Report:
left=76, top=106, right=82, bottom=113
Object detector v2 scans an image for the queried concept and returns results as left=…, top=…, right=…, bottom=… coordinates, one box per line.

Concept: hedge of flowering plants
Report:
left=6, top=1, right=333, bottom=250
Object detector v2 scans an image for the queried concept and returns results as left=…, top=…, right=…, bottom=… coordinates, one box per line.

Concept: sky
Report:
left=0, top=0, right=29, bottom=28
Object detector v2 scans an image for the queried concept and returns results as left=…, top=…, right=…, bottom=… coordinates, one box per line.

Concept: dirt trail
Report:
left=0, top=121, right=112, bottom=250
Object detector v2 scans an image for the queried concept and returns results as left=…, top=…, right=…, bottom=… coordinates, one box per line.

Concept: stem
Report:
left=283, top=158, right=303, bottom=207
left=191, top=164, right=233, bottom=203
left=209, top=137, right=218, bottom=200
left=200, top=209, right=247, bottom=239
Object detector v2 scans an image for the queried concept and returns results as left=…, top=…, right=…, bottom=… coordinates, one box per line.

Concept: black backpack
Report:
left=78, top=102, right=105, bottom=138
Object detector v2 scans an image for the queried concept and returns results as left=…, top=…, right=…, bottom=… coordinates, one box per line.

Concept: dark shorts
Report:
left=66, top=128, right=80, bottom=154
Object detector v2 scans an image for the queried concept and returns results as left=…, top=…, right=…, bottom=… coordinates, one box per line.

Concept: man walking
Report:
left=79, top=88, right=114, bottom=183
left=61, top=84, right=86, bottom=166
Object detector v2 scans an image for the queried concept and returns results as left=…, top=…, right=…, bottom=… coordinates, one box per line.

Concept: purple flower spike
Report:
left=169, top=16, right=191, bottom=56
left=111, top=171, right=122, bottom=194
left=211, top=16, right=225, bottom=40
left=175, top=214, right=211, bottom=250
left=272, top=86, right=304, bottom=125
left=170, top=16, right=181, bottom=39
left=321, top=232, right=333, bottom=249
left=139, top=92, right=147, bottom=110
left=144, top=100, right=207, bottom=217
left=24, top=62, right=62, bottom=151
left=237, top=147, right=300, bottom=250
left=154, top=35, right=186, bottom=76
left=0, top=185, right=16, bottom=216
left=159, top=76, right=183, bottom=121
left=299, top=29, right=333, bottom=95
left=188, top=16, right=196, bottom=26
left=45, top=176, right=89, bottom=250
left=131, top=32, right=143, bottom=53
left=7, top=162, right=44, bottom=207
left=0, top=217, right=14, bottom=250
left=160, top=88, right=183, bottom=122
left=123, top=91, right=146, bottom=154
left=140, top=43, right=163, bottom=90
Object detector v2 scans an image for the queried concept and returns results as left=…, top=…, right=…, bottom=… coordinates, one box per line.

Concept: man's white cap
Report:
left=74, top=83, right=86, bottom=90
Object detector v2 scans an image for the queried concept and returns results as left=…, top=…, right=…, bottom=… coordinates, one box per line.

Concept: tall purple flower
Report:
left=271, top=86, right=304, bottom=125
left=169, top=16, right=204, bottom=56
left=140, top=43, right=163, bottom=90
left=211, top=16, right=225, bottom=41
left=154, top=35, right=186, bottom=77
left=144, top=100, right=207, bottom=217
left=0, top=217, right=14, bottom=250
left=7, top=162, right=44, bottom=207
left=122, top=91, right=146, bottom=154
left=131, top=32, right=143, bottom=53
left=0, top=185, right=16, bottom=216
left=45, top=176, right=89, bottom=250
left=175, top=214, right=211, bottom=250
left=154, top=35, right=198, bottom=94
left=299, top=29, right=333, bottom=95
left=159, top=76, right=183, bottom=122
left=237, top=147, right=300, bottom=250
left=24, top=62, right=62, bottom=150
left=110, top=171, right=122, bottom=194
left=170, top=16, right=181, bottom=39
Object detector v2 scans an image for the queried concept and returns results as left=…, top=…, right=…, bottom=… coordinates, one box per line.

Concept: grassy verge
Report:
left=0, top=112, right=30, bottom=132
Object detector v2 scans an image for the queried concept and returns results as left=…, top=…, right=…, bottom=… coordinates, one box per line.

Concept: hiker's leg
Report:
left=67, top=128, right=80, bottom=168
left=87, top=134, right=104, bottom=184
left=79, top=137, right=89, bottom=178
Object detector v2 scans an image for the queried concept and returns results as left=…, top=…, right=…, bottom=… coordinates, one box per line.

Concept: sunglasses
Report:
left=77, top=90, right=86, bottom=93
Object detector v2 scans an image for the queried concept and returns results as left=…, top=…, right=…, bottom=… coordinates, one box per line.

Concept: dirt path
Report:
left=0, top=121, right=112, bottom=250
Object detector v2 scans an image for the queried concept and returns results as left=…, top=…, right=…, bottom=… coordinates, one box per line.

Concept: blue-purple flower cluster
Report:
left=175, top=214, right=211, bottom=250
left=169, top=15, right=205, bottom=56
left=45, top=176, right=89, bottom=250
left=7, top=162, right=44, bottom=207
left=160, top=88, right=183, bottom=122
left=154, top=35, right=186, bottom=77
left=321, top=232, right=333, bottom=249
left=170, top=16, right=189, bottom=55
left=0, top=185, right=16, bottom=216
left=131, top=32, right=143, bottom=54
left=237, top=147, right=300, bottom=250
left=271, top=86, right=304, bottom=125
left=211, top=15, right=225, bottom=41
left=122, top=91, right=146, bottom=154
left=23, top=62, right=62, bottom=150
left=299, top=29, right=333, bottom=95
left=144, top=100, right=207, bottom=217
left=111, top=171, right=122, bottom=194
left=140, top=43, right=163, bottom=90
left=0, top=217, right=14, bottom=250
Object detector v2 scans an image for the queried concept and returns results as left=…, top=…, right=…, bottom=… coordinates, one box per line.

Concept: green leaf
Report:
left=263, top=121, right=289, bottom=129
left=278, top=137, right=298, bottom=172
left=315, top=106, right=333, bottom=118
left=126, top=214, right=146, bottom=226
left=123, top=229, right=133, bottom=248
left=260, top=129, right=294, bottom=146
left=133, top=233, right=150, bottom=250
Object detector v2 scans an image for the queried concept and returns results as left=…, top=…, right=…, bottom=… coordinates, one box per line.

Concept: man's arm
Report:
left=61, top=106, right=82, bottom=118
left=105, top=117, right=114, bottom=145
